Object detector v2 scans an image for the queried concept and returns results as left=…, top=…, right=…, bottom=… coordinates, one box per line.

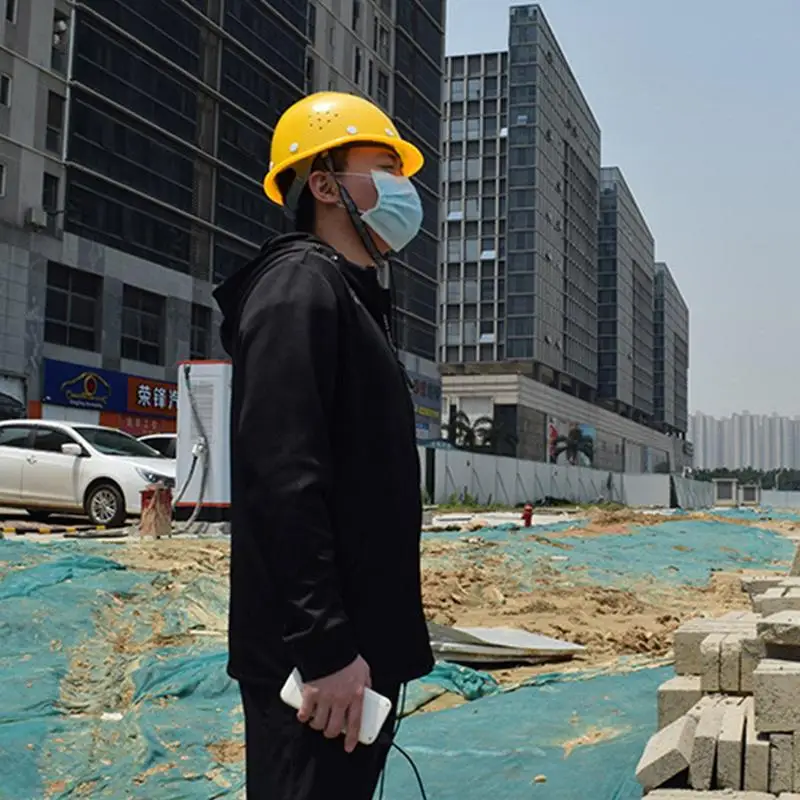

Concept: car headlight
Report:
left=136, top=468, right=175, bottom=489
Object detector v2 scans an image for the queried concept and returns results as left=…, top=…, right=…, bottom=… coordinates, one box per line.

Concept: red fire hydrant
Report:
left=521, top=503, right=534, bottom=528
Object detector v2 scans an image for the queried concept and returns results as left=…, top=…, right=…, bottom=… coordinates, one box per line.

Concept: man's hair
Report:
left=275, top=147, right=352, bottom=233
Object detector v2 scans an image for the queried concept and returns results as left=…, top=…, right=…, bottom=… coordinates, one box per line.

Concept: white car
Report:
left=138, top=433, right=176, bottom=459
left=0, top=420, right=176, bottom=528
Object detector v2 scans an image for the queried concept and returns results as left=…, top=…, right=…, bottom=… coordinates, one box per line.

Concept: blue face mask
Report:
left=359, top=171, right=424, bottom=253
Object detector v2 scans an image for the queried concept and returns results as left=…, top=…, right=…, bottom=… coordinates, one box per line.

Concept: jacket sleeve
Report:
left=236, top=258, right=358, bottom=682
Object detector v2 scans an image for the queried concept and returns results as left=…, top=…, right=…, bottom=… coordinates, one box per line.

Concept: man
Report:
left=213, top=92, right=434, bottom=798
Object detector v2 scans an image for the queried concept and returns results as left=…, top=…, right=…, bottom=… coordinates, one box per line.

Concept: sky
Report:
left=445, top=0, right=800, bottom=417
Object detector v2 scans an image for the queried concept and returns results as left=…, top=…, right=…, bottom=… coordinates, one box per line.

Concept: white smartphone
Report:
left=280, top=668, right=393, bottom=746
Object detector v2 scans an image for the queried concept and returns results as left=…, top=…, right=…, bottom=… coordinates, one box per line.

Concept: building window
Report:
left=51, top=10, right=69, bottom=74
left=377, top=70, right=389, bottom=108
left=5, top=0, right=17, bottom=24
left=0, top=162, right=7, bottom=197
left=45, top=92, right=65, bottom=153
left=306, top=3, right=316, bottom=39
left=121, top=285, right=164, bottom=365
left=354, top=47, right=362, bottom=85
left=42, top=173, right=59, bottom=229
left=44, top=261, right=101, bottom=352
left=0, top=74, right=10, bottom=107
left=374, top=22, right=390, bottom=61
left=190, top=304, right=211, bottom=360
left=352, top=0, right=361, bottom=32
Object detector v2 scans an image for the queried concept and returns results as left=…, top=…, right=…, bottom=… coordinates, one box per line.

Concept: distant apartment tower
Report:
left=440, top=3, right=601, bottom=399
left=653, top=262, right=689, bottom=435
left=597, top=167, right=655, bottom=423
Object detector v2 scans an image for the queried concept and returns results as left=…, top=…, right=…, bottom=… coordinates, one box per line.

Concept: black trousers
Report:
left=240, top=681, right=399, bottom=800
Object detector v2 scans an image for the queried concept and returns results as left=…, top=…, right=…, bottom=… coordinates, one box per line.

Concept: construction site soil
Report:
left=104, top=507, right=795, bottom=689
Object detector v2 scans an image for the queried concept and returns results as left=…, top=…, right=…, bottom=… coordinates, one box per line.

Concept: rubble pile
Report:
left=636, top=565, right=800, bottom=797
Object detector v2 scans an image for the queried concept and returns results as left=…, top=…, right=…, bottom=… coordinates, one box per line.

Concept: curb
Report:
left=2, top=524, right=108, bottom=536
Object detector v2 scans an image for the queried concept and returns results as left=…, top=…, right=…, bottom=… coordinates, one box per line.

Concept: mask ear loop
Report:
left=322, top=155, right=412, bottom=389
left=322, top=154, right=391, bottom=289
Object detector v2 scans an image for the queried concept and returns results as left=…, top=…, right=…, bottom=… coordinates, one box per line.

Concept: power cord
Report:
left=377, top=684, right=428, bottom=800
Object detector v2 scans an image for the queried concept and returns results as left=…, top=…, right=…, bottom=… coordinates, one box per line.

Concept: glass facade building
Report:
left=441, top=4, right=600, bottom=399
left=0, top=0, right=444, bottom=428
left=654, top=262, right=689, bottom=435
left=597, top=167, right=655, bottom=423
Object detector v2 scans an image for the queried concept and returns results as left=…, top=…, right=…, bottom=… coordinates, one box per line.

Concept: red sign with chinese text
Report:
left=126, top=377, right=178, bottom=418
left=117, top=414, right=176, bottom=436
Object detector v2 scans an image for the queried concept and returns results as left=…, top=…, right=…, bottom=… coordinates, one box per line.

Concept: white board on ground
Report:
left=427, top=623, right=584, bottom=665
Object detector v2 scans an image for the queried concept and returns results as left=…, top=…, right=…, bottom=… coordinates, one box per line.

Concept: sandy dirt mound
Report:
left=421, top=534, right=749, bottom=672
left=104, top=529, right=758, bottom=681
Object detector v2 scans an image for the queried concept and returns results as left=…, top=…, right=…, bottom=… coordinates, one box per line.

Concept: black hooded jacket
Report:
left=213, top=233, right=434, bottom=688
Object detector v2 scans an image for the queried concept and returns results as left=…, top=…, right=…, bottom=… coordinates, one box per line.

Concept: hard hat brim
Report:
left=263, top=133, right=424, bottom=206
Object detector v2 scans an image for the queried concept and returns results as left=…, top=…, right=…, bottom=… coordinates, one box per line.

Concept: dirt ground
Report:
left=101, top=505, right=796, bottom=689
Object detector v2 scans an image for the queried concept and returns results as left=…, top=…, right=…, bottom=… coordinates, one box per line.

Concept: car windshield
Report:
left=73, top=427, right=165, bottom=458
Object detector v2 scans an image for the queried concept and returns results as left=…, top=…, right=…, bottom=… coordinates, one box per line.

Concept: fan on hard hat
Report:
left=262, top=92, right=424, bottom=212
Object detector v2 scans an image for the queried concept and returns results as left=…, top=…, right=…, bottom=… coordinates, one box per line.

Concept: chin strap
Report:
left=323, top=155, right=412, bottom=391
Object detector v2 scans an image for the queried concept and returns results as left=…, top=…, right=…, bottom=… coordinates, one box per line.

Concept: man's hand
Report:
left=297, top=656, right=372, bottom=753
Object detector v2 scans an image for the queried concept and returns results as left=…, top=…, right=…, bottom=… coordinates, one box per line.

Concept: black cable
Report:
left=377, top=684, right=428, bottom=799
left=390, top=742, right=429, bottom=800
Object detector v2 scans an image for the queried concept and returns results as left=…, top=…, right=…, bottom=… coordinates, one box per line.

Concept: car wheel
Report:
left=26, top=510, right=52, bottom=522
left=85, top=482, right=126, bottom=528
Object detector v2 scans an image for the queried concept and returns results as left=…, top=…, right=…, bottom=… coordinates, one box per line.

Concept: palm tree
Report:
left=474, top=416, right=519, bottom=455
left=550, top=425, right=594, bottom=466
left=443, top=409, right=476, bottom=448
left=443, top=411, right=519, bottom=455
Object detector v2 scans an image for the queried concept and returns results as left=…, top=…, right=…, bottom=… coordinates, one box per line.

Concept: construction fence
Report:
left=419, top=447, right=716, bottom=509
left=761, top=489, right=800, bottom=509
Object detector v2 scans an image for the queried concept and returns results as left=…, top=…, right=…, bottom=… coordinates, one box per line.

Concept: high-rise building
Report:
left=690, top=411, right=800, bottom=471
left=597, top=167, right=655, bottom=423
left=0, top=0, right=444, bottom=437
left=440, top=3, right=601, bottom=400
left=653, top=262, right=689, bottom=435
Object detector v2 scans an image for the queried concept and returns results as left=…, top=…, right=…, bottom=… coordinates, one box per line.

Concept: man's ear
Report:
left=307, top=172, right=339, bottom=206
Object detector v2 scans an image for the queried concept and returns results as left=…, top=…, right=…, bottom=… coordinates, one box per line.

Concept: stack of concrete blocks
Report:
left=636, top=572, right=800, bottom=797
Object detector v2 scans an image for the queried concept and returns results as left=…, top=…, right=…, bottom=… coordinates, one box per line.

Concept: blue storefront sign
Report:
left=41, top=359, right=178, bottom=416
left=43, top=359, right=127, bottom=411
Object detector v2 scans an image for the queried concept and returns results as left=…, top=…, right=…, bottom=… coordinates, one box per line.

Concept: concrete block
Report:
left=741, top=637, right=764, bottom=694
left=718, top=698, right=747, bottom=789
left=658, top=675, right=703, bottom=730
left=689, top=698, right=727, bottom=789
left=674, top=618, right=758, bottom=675
left=759, top=611, right=800, bottom=647
left=701, top=633, right=725, bottom=692
left=756, top=588, right=800, bottom=616
left=635, top=713, right=697, bottom=791
left=778, top=794, right=800, bottom=799
left=755, top=587, right=789, bottom=615
left=772, top=733, right=794, bottom=794
left=721, top=633, right=744, bottom=692
left=742, top=575, right=784, bottom=597
left=743, top=697, right=770, bottom=792
left=794, top=731, right=800, bottom=791
left=754, top=659, right=800, bottom=733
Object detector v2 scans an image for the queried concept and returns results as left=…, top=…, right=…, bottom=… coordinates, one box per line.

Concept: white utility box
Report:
left=175, top=360, right=232, bottom=521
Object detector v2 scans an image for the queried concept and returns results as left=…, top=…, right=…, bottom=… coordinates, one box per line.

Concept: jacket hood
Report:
left=213, top=232, right=324, bottom=355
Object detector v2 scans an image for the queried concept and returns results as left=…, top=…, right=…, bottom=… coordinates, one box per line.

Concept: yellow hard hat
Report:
left=263, top=91, right=424, bottom=206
